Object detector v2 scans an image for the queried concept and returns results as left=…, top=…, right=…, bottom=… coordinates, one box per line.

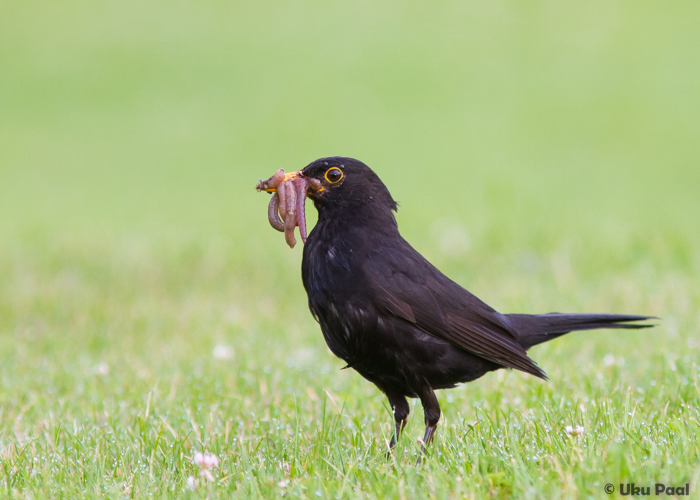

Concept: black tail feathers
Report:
left=507, top=313, right=657, bottom=350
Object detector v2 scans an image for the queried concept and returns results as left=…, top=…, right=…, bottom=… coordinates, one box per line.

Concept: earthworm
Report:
left=284, top=182, right=297, bottom=248
left=267, top=193, right=285, bottom=232
left=285, top=179, right=297, bottom=223
left=293, top=177, right=309, bottom=243
left=257, top=170, right=313, bottom=248
left=255, top=168, right=285, bottom=192
left=277, top=180, right=288, bottom=221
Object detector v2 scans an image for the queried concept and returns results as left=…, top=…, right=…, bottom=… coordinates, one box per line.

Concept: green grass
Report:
left=1, top=1, right=699, bottom=498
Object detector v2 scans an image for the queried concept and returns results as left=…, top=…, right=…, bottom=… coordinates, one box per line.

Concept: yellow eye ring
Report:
left=324, top=167, right=344, bottom=184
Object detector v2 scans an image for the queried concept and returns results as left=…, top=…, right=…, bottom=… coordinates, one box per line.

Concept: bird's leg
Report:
left=417, top=386, right=441, bottom=464
left=385, top=392, right=409, bottom=456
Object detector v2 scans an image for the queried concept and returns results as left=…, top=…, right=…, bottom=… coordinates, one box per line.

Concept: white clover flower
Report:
left=192, top=451, right=220, bottom=482
left=199, top=469, right=215, bottom=482
left=193, top=451, right=220, bottom=469
left=565, top=425, right=584, bottom=436
left=602, top=354, right=616, bottom=367
left=94, top=363, right=109, bottom=376
left=213, top=345, right=234, bottom=360
left=186, top=476, right=197, bottom=490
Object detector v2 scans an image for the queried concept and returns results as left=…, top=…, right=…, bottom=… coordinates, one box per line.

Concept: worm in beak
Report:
left=256, top=169, right=311, bottom=248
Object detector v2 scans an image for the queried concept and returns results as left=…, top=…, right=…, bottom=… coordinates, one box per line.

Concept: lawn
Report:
left=0, top=1, right=699, bottom=498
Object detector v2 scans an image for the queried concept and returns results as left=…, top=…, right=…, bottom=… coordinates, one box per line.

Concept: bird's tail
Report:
left=507, top=313, right=656, bottom=350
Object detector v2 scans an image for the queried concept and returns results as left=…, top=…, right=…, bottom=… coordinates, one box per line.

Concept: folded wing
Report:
left=364, top=241, right=547, bottom=379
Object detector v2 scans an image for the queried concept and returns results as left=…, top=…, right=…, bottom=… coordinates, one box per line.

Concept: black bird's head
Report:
left=299, top=157, right=398, bottom=218
left=257, top=157, right=400, bottom=245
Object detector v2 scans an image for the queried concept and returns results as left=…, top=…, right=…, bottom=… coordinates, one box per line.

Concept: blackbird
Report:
left=259, top=156, right=653, bottom=455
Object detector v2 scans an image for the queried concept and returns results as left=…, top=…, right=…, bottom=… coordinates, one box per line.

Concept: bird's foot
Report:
left=416, top=424, right=437, bottom=465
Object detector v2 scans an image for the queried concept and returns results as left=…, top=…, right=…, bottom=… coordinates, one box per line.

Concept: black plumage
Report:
left=290, top=156, right=654, bottom=453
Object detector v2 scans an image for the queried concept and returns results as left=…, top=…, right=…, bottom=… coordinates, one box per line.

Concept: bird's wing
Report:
left=364, top=242, right=546, bottom=378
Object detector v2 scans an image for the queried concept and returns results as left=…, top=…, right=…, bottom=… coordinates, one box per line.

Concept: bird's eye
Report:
left=324, top=167, right=344, bottom=184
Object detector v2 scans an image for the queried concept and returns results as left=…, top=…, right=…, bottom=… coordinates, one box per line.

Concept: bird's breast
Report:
left=302, top=224, right=357, bottom=298
left=302, top=226, right=382, bottom=363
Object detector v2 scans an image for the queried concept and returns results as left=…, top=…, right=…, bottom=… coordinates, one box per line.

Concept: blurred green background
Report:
left=2, top=0, right=698, bottom=242
left=0, top=1, right=699, bottom=496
